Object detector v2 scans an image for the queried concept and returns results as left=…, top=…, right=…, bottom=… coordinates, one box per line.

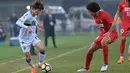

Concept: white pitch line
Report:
left=0, top=57, right=24, bottom=65
left=0, top=41, right=84, bottom=65
left=1, top=63, right=7, bottom=65
left=11, top=45, right=88, bottom=73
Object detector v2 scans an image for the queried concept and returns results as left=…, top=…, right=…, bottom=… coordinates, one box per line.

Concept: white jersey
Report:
left=16, top=11, right=38, bottom=44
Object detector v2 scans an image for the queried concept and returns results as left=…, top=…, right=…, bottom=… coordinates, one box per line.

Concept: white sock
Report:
left=26, top=59, right=35, bottom=68
left=120, top=56, right=124, bottom=59
left=38, top=52, right=46, bottom=64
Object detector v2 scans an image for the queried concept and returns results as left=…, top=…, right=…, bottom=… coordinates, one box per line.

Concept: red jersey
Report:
left=94, top=10, right=116, bottom=35
left=118, top=0, right=130, bottom=30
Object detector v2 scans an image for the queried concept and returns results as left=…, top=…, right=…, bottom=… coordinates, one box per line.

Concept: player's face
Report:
left=126, top=0, right=130, bottom=5
left=48, top=10, right=52, bottom=14
left=32, top=9, right=42, bottom=16
left=88, top=10, right=96, bottom=16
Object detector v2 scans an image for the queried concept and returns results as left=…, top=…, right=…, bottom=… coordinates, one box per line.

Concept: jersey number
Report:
left=127, top=12, right=130, bottom=16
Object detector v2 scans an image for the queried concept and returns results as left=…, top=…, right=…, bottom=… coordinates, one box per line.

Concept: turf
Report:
left=0, top=33, right=130, bottom=73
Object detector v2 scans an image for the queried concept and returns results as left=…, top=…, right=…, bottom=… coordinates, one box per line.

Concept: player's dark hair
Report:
left=86, top=2, right=100, bottom=12
left=31, top=0, right=44, bottom=10
left=128, top=0, right=130, bottom=2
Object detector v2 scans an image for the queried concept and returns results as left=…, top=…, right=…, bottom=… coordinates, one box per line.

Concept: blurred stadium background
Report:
left=0, top=0, right=121, bottom=39
left=1, top=0, right=130, bottom=73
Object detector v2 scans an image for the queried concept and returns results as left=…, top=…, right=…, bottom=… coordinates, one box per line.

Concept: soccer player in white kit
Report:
left=16, top=1, right=45, bottom=73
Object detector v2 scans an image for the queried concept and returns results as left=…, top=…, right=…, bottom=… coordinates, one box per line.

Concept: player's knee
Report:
left=25, top=53, right=31, bottom=58
left=26, top=58, right=31, bottom=63
left=88, top=48, right=94, bottom=54
left=39, top=45, right=44, bottom=51
left=101, top=40, right=107, bottom=46
left=121, top=36, right=126, bottom=40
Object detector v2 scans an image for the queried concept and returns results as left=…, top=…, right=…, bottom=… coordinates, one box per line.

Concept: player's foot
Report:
left=31, top=67, right=36, bottom=73
left=100, top=64, right=108, bottom=72
left=118, top=58, right=124, bottom=64
left=77, top=68, right=89, bottom=72
left=128, top=58, right=130, bottom=62
left=38, top=63, right=42, bottom=68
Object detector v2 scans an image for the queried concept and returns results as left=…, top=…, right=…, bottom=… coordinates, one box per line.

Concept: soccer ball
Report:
left=26, top=5, right=30, bottom=10
left=41, top=63, right=52, bottom=73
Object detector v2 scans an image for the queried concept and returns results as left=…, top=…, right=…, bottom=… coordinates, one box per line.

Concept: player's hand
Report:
left=39, top=28, right=44, bottom=32
left=37, top=23, right=43, bottom=28
left=126, top=31, right=130, bottom=36
left=27, top=27, right=33, bottom=33
left=104, top=32, right=111, bottom=37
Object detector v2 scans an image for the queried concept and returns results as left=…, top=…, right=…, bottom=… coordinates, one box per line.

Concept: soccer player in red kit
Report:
left=77, top=2, right=118, bottom=72
left=114, top=0, right=130, bottom=64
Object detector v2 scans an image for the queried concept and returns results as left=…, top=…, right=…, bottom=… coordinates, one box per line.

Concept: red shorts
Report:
left=121, top=28, right=130, bottom=36
left=94, top=32, right=118, bottom=46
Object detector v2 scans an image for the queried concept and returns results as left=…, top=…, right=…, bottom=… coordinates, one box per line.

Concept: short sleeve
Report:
left=103, top=12, right=113, bottom=24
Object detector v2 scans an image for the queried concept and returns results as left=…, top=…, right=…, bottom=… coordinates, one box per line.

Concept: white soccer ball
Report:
left=26, top=5, right=30, bottom=10
left=41, top=63, right=52, bottom=73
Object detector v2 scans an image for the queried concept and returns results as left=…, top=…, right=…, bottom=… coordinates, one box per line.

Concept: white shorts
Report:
left=20, top=37, right=41, bottom=53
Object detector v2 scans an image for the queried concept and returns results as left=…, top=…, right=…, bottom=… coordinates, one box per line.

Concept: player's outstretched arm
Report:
left=16, top=19, right=28, bottom=28
left=37, top=22, right=44, bottom=32
left=16, top=13, right=29, bottom=29
left=108, top=10, right=120, bottom=33
left=114, top=10, right=120, bottom=22
left=107, top=20, right=117, bottom=33
left=103, top=20, right=117, bottom=37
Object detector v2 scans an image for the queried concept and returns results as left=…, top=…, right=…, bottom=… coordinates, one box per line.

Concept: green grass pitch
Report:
left=0, top=33, right=130, bottom=73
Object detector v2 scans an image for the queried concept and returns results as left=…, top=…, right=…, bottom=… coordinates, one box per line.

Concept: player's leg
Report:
left=85, top=42, right=101, bottom=69
left=77, top=42, right=101, bottom=72
left=33, top=37, right=46, bottom=68
left=45, top=32, right=49, bottom=48
left=25, top=51, right=36, bottom=73
left=25, top=52, right=35, bottom=68
left=20, top=44, right=36, bottom=73
left=51, top=33, right=57, bottom=48
left=118, top=29, right=126, bottom=64
left=126, top=29, right=130, bottom=61
left=101, top=36, right=111, bottom=64
left=128, top=45, right=130, bottom=62
left=100, top=36, right=111, bottom=72
left=118, top=36, right=126, bottom=63
left=100, top=32, right=117, bottom=71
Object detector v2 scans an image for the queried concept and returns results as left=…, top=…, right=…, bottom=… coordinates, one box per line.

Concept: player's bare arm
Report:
left=114, top=10, right=120, bottom=21
left=104, top=10, right=120, bottom=36
left=37, top=23, right=43, bottom=28
left=103, top=21, right=117, bottom=38
left=37, top=23, right=44, bottom=31
left=108, top=10, right=120, bottom=33
left=108, top=21, right=117, bottom=33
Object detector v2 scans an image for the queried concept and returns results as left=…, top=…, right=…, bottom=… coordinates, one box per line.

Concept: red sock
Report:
left=85, top=52, right=93, bottom=69
left=120, top=39, right=126, bottom=56
left=102, top=45, right=108, bottom=64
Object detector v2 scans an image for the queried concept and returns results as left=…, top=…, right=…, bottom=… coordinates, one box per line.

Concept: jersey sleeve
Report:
left=118, top=2, right=123, bottom=12
left=103, top=12, right=113, bottom=24
left=16, top=12, right=29, bottom=28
